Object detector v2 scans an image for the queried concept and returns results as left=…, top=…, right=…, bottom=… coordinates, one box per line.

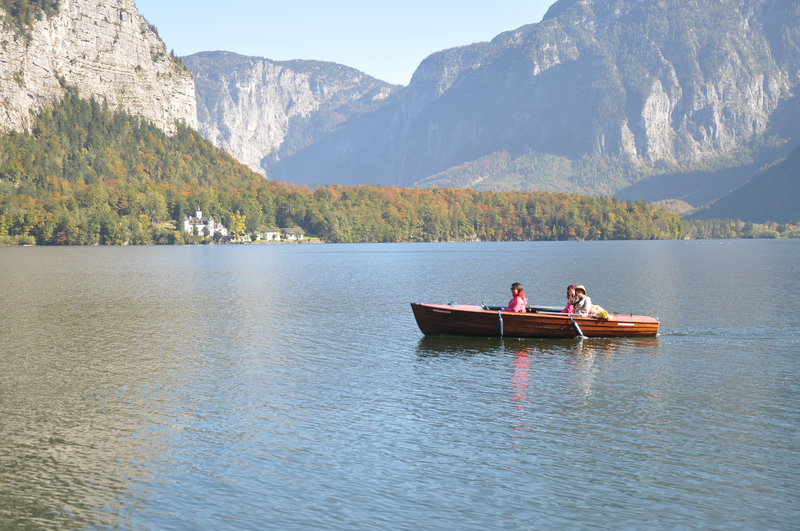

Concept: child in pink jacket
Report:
left=503, top=282, right=528, bottom=312
left=562, top=284, right=576, bottom=313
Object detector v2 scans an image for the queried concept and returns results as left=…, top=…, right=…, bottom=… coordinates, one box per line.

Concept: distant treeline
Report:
left=687, top=219, right=800, bottom=239
left=0, top=88, right=694, bottom=245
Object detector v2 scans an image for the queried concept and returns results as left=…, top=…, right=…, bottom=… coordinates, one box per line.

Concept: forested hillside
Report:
left=0, top=89, right=687, bottom=245
left=690, top=146, right=800, bottom=223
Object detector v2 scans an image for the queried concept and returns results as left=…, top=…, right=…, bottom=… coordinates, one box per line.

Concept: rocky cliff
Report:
left=0, top=0, right=197, bottom=135
left=265, top=0, right=800, bottom=203
left=184, top=51, right=398, bottom=175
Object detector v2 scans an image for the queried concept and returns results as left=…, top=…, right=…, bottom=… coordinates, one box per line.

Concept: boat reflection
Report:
left=566, top=337, right=662, bottom=403
left=415, top=335, right=659, bottom=358
left=414, top=335, right=519, bottom=357
left=415, top=335, right=662, bottom=460
left=415, top=335, right=660, bottom=414
left=510, top=347, right=533, bottom=439
left=511, top=347, right=532, bottom=410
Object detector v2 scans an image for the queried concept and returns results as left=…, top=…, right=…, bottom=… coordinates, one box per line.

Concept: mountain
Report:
left=254, top=0, right=800, bottom=205
left=689, top=145, right=800, bottom=223
left=0, top=0, right=197, bottom=135
left=616, top=93, right=800, bottom=206
left=183, top=51, right=398, bottom=176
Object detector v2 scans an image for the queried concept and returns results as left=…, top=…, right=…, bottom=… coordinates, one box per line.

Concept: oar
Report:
left=569, top=314, right=586, bottom=339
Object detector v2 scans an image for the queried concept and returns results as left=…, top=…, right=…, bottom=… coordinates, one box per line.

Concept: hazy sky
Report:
left=133, top=0, right=555, bottom=85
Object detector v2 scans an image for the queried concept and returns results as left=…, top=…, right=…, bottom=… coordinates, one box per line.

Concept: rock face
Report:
left=184, top=51, right=398, bottom=175
left=0, top=0, right=197, bottom=135
left=264, top=0, right=800, bottom=199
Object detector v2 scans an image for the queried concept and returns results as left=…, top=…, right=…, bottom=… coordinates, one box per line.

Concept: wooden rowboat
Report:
left=411, top=302, right=659, bottom=339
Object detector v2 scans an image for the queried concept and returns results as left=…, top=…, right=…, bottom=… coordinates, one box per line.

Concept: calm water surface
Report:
left=1, top=240, right=798, bottom=529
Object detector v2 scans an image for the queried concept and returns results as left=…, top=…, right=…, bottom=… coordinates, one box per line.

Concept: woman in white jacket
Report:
left=572, top=285, right=610, bottom=319
left=571, top=285, right=592, bottom=316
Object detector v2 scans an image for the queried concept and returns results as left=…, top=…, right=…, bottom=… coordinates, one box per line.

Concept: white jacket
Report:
left=572, top=294, right=592, bottom=316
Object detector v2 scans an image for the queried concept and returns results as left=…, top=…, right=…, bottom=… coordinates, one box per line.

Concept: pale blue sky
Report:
left=133, top=1, right=555, bottom=85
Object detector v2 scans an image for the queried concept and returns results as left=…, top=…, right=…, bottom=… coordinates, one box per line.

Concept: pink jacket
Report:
left=503, top=292, right=528, bottom=313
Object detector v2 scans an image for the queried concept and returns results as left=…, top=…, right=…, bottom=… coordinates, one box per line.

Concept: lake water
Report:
left=1, top=240, right=799, bottom=529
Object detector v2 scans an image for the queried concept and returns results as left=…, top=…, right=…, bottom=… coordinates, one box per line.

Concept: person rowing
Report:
left=503, top=282, right=528, bottom=312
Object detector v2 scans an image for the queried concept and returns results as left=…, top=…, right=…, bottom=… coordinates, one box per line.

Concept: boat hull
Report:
left=411, top=303, right=659, bottom=339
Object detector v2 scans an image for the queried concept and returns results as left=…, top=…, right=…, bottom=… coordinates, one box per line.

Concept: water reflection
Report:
left=415, top=335, right=659, bottom=359
left=511, top=348, right=532, bottom=411
left=511, top=347, right=532, bottom=436
left=415, top=335, right=661, bottom=437
left=414, top=335, right=507, bottom=357
left=415, top=335, right=662, bottom=438
left=564, top=337, right=661, bottom=371
left=566, top=337, right=659, bottom=400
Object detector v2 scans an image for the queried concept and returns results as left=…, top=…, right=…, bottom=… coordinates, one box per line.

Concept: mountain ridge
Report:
left=251, top=0, right=799, bottom=209
left=183, top=51, right=399, bottom=176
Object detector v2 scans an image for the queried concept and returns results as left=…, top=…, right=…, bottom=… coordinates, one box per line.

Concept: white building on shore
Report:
left=263, top=230, right=281, bottom=241
left=184, top=211, right=228, bottom=237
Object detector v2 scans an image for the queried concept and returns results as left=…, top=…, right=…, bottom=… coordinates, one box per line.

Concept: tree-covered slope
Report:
left=690, top=146, right=800, bottom=223
left=0, top=89, right=269, bottom=244
left=0, top=89, right=687, bottom=244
